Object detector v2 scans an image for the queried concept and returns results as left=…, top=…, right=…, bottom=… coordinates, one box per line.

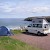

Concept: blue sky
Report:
left=0, top=0, right=50, bottom=18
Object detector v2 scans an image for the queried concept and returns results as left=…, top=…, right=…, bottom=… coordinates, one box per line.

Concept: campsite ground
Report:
left=0, top=30, right=50, bottom=50
left=0, top=36, right=40, bottom=50
left=0, top=30, right=41, bottom=50
left=10, top=30, right=50, bottom=50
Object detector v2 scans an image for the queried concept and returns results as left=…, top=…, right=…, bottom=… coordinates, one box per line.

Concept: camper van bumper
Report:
left=44, top=33, right=47, bottom=34
left=43, top=32, right=48, bottom=34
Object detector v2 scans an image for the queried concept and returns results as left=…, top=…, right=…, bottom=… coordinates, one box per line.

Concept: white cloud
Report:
left=32, top=7, right=50, bottom=13
left=0, top=2, right=50, bottom=14
left=0, top=2, right=16, bottom=13
left=15, top=6, right=50, bottom=13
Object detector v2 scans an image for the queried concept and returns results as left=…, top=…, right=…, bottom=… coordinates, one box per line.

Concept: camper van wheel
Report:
left=37, top=31, right=41, bottom=36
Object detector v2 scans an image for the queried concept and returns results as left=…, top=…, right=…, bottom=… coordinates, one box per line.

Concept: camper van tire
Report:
left=37, top=31, right=41, bottom=36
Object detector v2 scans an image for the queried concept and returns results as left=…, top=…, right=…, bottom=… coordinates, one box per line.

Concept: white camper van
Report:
left=26, top=18, right=50, bottom=35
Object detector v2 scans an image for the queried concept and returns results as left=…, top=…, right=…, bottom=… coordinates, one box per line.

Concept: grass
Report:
left=0, top=36, right=41, bottom=50
left=11, top=30, right=24, bottom=34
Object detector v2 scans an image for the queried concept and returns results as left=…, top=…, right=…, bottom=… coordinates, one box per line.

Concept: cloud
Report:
left=15, top=6, right=50, bottom=13
left=0, top=1, right=50, bottom=14
left=32, top=7, right=50, bottom=13
left=0, top=2, right=16, bottom=13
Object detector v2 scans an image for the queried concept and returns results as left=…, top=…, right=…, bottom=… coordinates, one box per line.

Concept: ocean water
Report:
left=0, top=18, right=32, bottom=29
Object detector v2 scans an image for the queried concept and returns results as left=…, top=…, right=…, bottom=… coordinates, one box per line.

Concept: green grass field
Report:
left=0, top=36, right=41, bottom=50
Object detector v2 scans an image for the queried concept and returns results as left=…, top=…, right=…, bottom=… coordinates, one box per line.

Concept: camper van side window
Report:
left=33, top=24, right=42, bottom=28
left=35, top=24, right=37, bottom=27
left=37, top=24, right=42, bottom=28
left=33, top=24, right=37, bottom=27
left=33, top=24, right=35, bottom=27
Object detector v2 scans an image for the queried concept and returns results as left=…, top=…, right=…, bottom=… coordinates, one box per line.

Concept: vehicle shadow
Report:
left=22, top=32, right=48, bottom=37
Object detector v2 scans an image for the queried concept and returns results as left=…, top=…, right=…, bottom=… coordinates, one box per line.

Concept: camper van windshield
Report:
left=28, top=24, right=32, bottom=27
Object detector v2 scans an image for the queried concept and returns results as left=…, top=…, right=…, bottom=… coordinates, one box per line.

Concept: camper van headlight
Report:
left=43, top=29, right=48, bottom=31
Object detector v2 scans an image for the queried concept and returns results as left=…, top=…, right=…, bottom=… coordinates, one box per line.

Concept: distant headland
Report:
left=24, top=16, right=50, bottom=22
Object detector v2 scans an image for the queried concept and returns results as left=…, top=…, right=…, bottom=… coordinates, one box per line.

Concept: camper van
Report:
left=26, top=18, right=50, bottom=35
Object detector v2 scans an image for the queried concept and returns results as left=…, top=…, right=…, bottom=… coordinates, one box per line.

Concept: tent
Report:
left=0, top=26, right=11, bottom=36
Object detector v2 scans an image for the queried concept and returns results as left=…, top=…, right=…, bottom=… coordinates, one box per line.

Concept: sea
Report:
left=0, top=18, right=32, bottom=29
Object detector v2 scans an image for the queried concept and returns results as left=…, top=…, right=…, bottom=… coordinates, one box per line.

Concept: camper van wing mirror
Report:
left=28, top=25, right=31, bottom=27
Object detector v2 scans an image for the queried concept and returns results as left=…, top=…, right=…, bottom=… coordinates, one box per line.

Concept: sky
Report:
left=0, top=0, right=50, bottom=18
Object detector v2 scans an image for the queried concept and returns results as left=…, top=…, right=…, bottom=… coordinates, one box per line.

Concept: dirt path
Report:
left=10, top=33, right=50, bottom=50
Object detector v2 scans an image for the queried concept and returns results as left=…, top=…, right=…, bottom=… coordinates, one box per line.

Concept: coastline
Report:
left=6, top=26, right=27, bottom=31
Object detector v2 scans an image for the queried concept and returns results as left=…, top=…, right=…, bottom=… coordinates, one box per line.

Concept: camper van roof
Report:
left=32, top=17, right=49, bottom=24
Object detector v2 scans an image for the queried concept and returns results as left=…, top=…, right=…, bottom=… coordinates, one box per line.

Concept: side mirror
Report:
left=28, top=26, right=31, bottom=27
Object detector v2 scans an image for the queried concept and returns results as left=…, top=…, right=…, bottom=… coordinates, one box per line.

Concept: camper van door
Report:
left=27, top=24, right=33, bottom=33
